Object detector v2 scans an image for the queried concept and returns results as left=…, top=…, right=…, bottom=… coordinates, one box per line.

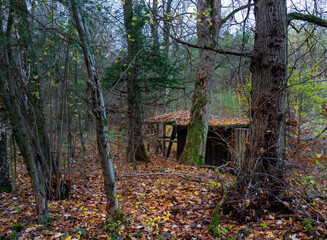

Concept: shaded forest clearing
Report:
left=1, top=140, right=327, bottom=240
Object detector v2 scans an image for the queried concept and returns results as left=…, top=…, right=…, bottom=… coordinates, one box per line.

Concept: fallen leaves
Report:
left=1, top=143, right=327, bottom=239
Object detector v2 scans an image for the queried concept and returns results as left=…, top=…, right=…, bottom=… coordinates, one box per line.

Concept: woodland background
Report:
left=1, top=0, right=327, bottom=239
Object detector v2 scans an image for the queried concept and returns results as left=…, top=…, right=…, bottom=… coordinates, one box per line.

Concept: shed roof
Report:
left=145, top=110, right=249, bottom=127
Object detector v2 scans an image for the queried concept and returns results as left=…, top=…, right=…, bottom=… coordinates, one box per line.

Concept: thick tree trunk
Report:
left=178, top=0, right=221, bottom=165
left=163, top=0, right=172, bottom=60
left=123, top=0, right=149, bottom=164
left=151, top=0, right=159, bottom=55
left=0, top=6, right=49, bottom=223
left=0, top=69, right=49, bottom=223
left=0, top=111, right=11, bottom=193
left=126, top=81, right=148, bottom=164
left=240, top=0, right=287, bottom=189
left=69, top=0, right=118, bottom=216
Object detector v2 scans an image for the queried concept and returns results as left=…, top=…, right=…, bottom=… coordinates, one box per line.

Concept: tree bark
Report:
left=0, top=4, right=49, bottom=223
left=241, top=0, right=287, bottom=189
left=163, top=0, right=172, bottom=60
left=0, top=69, right=50, bottom=223
left=151, top=0, right=159, bottom=55
left=123, top=0, right=149, bottom=165
left=69, top=0, right=118, bottom=217
left=0, top=109, right=11, bottom=193
left=178, top=0, right=221, bottom=165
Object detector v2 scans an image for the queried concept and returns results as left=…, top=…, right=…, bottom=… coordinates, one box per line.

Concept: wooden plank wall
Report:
left=145, top=122, right=177, bottom=158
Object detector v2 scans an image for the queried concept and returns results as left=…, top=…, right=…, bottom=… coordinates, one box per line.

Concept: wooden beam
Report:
left=166, top=125, right=177, bottom=158
left=162, top=123, right=166, bottom=157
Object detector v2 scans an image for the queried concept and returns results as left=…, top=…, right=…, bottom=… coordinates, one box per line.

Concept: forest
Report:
left=1, top=0, right=327, bottom=239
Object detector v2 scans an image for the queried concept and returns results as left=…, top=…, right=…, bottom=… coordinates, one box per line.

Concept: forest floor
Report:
left=1, top=143, right=327, bottom=239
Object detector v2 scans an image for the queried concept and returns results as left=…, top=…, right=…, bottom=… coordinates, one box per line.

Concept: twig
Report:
left=172, top=205, right=216, bottom=211
left=117, top=170, right=205, bottom=182
left=283, top=182, right=309, bottom=239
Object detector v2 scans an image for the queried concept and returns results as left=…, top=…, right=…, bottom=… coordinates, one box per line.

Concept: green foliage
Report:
left=290, top=172, right=316, bottom=190
left=288, top=63, right=327, bottom=138
left=11, top=224, right=22, bottom=232
left=214, top=76, right=251, bottom=116
left=0, top=231, right=17, bottom=240
left=103, top=208, right=131, bottom=238
left=302, top=218, right=314, bottom=235
left=211, top=225, right=235, bottom=240
left=103, top=1, right=182, bottom=104
left=288, top=64, right=325, bottom=118
left=104, top=48, right=182, bottom=95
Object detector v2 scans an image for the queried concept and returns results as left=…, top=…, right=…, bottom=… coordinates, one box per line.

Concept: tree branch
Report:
left=170, top=34, right=252, bottom=57
left=221, top=3, right=254, bottom=25
left=288, top=12, right=327, bottom=28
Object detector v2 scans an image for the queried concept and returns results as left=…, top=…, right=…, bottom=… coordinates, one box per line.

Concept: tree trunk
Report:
left=123, top=0, right=149, bottom=165
left=163, top=0, right=172, bottom=60
left=150, top=0, right=159, bottom=55
left=9, top=0, right=67, bottom=201
left=0, top=5, right=49, bottom=223
left=0, top=69, right=50, bottom=223
left=178, top=0, right=221, bottom=165
left=240, top=0, right=287, bottom=190
left=69, top=0, right=118, bottom=217
left=0, top=109, right=11, bottom=193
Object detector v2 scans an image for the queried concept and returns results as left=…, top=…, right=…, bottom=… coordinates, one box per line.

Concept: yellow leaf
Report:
left=266, top=231, right=274, bottom=237
left=33, top=75, right=39, bottom=79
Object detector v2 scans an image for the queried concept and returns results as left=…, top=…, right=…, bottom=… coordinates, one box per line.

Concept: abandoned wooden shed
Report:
left=145, top=110, right=249, bottom=167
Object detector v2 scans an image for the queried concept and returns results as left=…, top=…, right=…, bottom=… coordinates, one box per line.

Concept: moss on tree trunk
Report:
left=178, top=0, right=221, bottom=165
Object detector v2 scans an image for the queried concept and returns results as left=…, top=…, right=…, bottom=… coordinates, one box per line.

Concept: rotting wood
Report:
left=117, top=170, right=215, bottom=183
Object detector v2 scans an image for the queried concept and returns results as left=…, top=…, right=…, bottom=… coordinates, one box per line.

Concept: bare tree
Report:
left=67, top=0, right=118, bottom=217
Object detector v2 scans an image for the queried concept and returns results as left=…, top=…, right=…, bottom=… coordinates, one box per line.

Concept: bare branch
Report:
left=170, top=34, right=253, bottom=57
left=221, top=2, right=254, bottom=25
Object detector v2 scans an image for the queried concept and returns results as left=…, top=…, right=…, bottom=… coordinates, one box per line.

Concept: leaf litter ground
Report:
left=1, top=144, right=327, bottom=239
